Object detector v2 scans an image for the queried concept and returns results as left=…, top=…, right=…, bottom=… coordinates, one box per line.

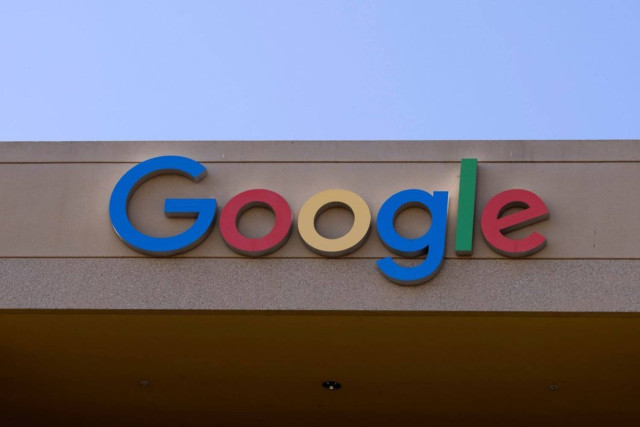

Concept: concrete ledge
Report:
left=2, top=140, right=640, bottom=163
left=2, top=258, right=638, bottom=312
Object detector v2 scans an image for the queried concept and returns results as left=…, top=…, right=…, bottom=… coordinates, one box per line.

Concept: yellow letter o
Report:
left=298, top=189, right=371, bottom=257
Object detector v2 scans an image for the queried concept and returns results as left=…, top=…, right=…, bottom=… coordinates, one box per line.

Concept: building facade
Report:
left=1, top=140, right=639, bottom=425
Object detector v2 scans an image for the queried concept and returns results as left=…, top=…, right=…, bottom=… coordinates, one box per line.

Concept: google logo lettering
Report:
left=110, top=156, right=549, bottom=286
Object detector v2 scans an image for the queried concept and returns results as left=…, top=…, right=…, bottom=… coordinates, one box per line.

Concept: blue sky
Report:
left=1, top=0, right=639, bottom=141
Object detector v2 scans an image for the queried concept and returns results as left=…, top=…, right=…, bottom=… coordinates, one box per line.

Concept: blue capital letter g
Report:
left=109, top=156, right=217, bottom=256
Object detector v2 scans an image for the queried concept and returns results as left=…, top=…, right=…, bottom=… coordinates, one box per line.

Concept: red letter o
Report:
left=220, top=189, right=293, bottom=256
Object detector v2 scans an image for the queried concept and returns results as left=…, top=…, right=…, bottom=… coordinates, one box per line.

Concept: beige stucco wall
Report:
left=1, top=140, right=638, bottom=311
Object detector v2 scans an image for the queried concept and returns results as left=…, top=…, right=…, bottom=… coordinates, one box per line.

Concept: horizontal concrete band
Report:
left=2, top=140, right=640, bottom=163
left=0, top=162, right=639, bottom=258
left=1, top=258, right=637, bottom=312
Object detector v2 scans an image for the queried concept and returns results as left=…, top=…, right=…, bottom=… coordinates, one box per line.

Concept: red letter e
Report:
left=481, top=189, right=549, bottom=257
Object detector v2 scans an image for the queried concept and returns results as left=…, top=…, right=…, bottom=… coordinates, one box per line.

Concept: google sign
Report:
left=110, top=156, right=549, bottom=286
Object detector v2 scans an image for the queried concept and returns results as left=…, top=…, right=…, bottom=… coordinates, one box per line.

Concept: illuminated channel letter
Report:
left=376, top=190, right=449, bottom=286
left=481, top=189, right=549, bottom=257
left=298, top=189, right=371, bottom=257
left=455, top=158, right=477, bottom=255
left=109, top=156, right=217, bottom=256
left=220, top=189, right=293, bottom=256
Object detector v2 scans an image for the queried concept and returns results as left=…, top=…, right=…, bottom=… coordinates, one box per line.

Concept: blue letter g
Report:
left=376, top=189, right=449, bottom=285
left=109, top=156, right=217, bottom=256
